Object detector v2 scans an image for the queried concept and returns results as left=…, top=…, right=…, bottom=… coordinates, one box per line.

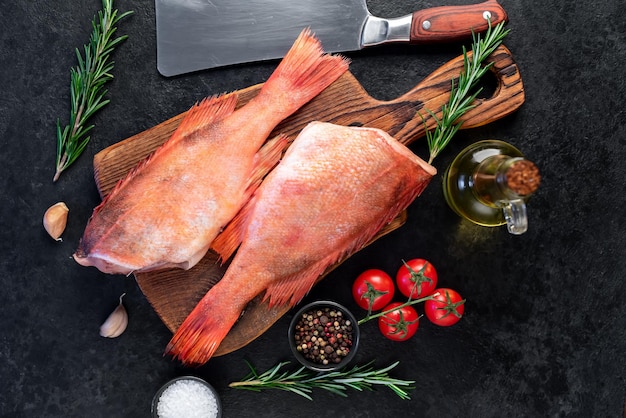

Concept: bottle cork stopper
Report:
left=506, top=160, right=541, bottom=196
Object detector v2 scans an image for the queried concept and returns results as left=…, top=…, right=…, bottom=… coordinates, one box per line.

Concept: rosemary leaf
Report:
left=426, top=21, right=509, bottom=165
left=53, top=0, right=132, bottom=182
left=285, top=386, right=314, bottom=400
left=229, top=361, right=415, bottom=400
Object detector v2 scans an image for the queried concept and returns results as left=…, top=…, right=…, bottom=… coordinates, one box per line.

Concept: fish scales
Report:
left=73, top=30, right=349, bottom=275
left=167, top=121, right=437, bottom=365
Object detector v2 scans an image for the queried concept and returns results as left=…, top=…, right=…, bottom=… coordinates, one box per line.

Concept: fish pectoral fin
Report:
left=263, top=264, right=326, bottom=308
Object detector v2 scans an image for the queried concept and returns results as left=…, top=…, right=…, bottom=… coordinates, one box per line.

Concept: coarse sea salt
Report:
left=155, top=379, right=219, bottom=418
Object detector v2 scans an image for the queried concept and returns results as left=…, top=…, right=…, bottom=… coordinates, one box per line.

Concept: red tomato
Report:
left=424, top=288, right=466, bottom=327
left=396, top=259, right=438, bottom=300
left=378, top=302, right=419, bottom=341
left=352, top=269, right=395, bottom=312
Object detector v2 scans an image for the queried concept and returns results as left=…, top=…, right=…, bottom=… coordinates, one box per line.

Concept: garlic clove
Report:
left=43, top=202, right=69, bottom=241
left=100, top=293, right=128, bottom=338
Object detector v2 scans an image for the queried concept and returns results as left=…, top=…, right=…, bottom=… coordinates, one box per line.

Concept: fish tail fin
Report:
left=259, top=28, right=349, bottom=115
left=166, top=285, right=244, bottom=365
left=210, top=134, right=290, bottom=261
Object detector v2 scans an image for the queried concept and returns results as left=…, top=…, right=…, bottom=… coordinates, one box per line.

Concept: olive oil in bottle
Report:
left=443, top=140, right=540, bottom=234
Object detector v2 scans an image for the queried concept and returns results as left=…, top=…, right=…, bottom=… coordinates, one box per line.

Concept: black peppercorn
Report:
left=292, top=306, right=354, bottom=366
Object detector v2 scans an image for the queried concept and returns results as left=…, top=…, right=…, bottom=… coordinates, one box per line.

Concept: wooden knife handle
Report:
left=410, top=0, right=508, bottom=44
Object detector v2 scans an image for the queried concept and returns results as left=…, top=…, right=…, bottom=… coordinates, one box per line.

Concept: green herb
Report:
left=229, top=361, right=415, bottom=400
left=53, top=0, right=132, bottom=182
left=426, top=20, right=509, bottom=164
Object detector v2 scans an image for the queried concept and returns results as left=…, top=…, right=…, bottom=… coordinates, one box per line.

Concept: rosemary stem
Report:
left=72, top=104, right=85, bottom=139
left=228, top=380, right=263, bottom=388
left=53, top=155, right=67, bottom=182
left=230, top=361, right=415, bottom=400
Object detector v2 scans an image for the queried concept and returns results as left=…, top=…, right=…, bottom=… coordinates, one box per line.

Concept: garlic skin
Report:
left=43, top=202, right=69, bottom=241
left=100, top=293, right=128, bottom=338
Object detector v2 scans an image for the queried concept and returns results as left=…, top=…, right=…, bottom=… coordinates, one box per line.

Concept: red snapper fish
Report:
left=166, top=121, right=437, bottom=365
left=73, top=29, right=349, bottom=275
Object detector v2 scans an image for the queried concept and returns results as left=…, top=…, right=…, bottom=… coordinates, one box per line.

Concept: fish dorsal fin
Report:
left=93, top=94, right=238, bottom=214
left=210, top=134, right=290, bottom=261
left=161, top=93, right=238, bottom=151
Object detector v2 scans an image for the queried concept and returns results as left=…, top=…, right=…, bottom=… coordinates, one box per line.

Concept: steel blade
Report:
left=155, top=0, right=369, bottom=76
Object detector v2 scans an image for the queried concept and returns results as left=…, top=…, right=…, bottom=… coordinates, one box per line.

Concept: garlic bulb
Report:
left=43, top=202, right=69, bottom=241
left=100, top=293, right=128, bottom=338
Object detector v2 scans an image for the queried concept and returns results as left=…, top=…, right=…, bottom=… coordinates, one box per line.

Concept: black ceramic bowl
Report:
left=288, top=300, right=360, bottom=372
left=151, top=376, right=222, bottom=418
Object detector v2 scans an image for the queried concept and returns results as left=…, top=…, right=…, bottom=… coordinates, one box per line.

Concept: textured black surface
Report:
left=1, top=0, right=625, bottom=417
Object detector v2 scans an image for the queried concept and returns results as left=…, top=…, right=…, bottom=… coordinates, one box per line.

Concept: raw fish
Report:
left=167, top=121, right=437, bottom=365
left=73, top=30, right=349, bottom=274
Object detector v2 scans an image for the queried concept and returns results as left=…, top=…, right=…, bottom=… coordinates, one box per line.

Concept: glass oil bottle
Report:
left=442, top=140, right=540, bottom=235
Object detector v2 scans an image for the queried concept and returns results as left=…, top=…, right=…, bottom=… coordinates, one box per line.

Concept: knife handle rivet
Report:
left=483, top=11, right=492, bottom=20
left=422, top=20, right=431, bottom=30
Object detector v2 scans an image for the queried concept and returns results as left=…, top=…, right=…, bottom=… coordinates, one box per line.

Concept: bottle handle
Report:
left=499, top=199, right=528, bottom=235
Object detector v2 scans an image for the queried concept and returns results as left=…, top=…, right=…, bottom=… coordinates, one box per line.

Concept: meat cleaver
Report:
left=155, top=0, right=508, bottom=76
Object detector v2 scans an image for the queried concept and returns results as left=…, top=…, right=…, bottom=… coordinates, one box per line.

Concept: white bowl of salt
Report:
left=152, top=376, right=222, bottom=418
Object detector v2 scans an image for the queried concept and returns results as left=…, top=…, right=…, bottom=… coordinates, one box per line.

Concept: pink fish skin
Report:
left=166, top=121, right=437, bottom=365
left=73, top=30, right=349, bottom=275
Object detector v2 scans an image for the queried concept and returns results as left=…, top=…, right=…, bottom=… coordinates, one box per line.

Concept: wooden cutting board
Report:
left=93, top=45, right=524, bottom=356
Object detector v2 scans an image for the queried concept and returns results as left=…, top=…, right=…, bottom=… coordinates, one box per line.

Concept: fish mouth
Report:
left=72, top=251, right=135, bottom=276
left=72, top=250, right=193, bottom=276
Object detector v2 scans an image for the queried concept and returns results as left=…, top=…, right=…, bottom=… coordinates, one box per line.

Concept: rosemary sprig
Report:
left=426, top=21, right=509, bottom=164
left=229, top=361, right=415, bottom=400
left=53, top=0, right=132, bottom=182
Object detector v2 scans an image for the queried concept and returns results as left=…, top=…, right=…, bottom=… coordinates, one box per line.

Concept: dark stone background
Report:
left=1, top=0, right=625, bottom=416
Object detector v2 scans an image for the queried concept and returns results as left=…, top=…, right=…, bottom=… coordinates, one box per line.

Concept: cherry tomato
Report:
left=424, top=288, right=466, bottom=327
left=352, top=269, right=395, bottom=313
left=396, top=259, right=438, bottom=300
left=377, top=302, right=419, bottom=341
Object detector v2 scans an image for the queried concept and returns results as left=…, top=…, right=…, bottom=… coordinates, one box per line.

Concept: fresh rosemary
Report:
left=229, top=361, right=415, bottom=400
left=426, top=21, right=509, bottom=164
left=53, top=0, right=132, bottom=182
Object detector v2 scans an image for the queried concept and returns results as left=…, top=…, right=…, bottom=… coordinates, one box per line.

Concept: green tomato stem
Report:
left=357, top=292, right=440, bottom=325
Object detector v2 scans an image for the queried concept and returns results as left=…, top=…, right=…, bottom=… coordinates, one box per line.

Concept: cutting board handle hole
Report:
left=472, top=70, right=498, bottom=100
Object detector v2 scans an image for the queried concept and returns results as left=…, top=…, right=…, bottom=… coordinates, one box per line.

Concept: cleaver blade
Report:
left=155, top=0, right=507, bottom=77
